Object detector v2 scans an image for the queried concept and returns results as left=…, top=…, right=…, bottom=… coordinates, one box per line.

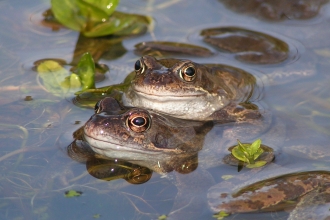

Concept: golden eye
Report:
left=179, top=65, right=196, bottom=82
left=94, top=100, right=102, bottom=114
left=126, top=110, right=151, bottom=133
left=134, top=59, right=145, bottom=74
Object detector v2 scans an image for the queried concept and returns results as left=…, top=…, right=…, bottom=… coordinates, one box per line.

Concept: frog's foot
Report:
left=210, top=103, right=263, bottom=123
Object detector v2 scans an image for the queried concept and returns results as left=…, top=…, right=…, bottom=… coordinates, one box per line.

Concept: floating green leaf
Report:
left=51, top=0, right=151, bottom=37
left=77, top=0, right=120, bottom=18
left=221, top=175, right=234, bottom=180
left=37, top=60, right=71, bottom=97
left=158, top=215, right=167, bottom=220
left=83, top=11, right=135, bottom=37
left=74, top=52, right=95, bottom=91
left=37, top=54, right=97, bottom=97
left=69, top=73, right=82, bottom=88
left=213, top=211, right=229, bottom=220
left=249, top=138, right=261, bottom=155
left=64, top=190, right=82, bottom=198
left=112, top=13, right=152, bottom=36
left=93, top=214, right=101, bottom=218
left=51, top=0, right=87, bottom=32
left=51, top=0, right=120, bottom=30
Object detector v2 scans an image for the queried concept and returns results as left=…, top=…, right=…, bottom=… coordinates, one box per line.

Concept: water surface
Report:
left=0, top=0, right=330, bottom=219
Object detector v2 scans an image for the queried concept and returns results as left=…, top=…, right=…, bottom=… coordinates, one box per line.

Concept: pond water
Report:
left=1, top=0, right=330, bottom=219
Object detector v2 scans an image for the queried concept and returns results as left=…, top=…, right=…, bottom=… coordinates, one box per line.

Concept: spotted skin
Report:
left=122, top=56, right=260, bottom=121
left=208, top=171, right=330, bottom=215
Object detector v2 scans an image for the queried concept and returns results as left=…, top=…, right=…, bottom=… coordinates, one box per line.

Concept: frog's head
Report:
left=122, top=56, right=233, bottom=120
left=130, top=55, right=220, bottom=97
left=84, top=97, right=211, bottom=161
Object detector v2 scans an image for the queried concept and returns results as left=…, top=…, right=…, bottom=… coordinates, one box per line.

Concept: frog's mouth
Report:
left=84, top=132, right=159, bottom=155
left=84, top=131, right=183, bottom=155
left=84, top=132, right=124, bottom=147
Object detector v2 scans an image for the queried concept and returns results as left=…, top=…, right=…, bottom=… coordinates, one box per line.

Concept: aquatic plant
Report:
left=231, top=139, right=267, bottom=168
left=51, top=0, right=151, bottom=37
left=37, top=52, right=95, bottom=96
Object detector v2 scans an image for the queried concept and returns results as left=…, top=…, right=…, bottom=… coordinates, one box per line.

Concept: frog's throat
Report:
left=122, top=89, right=229, bottom=120
left=131, top=86, right=208, bottom=98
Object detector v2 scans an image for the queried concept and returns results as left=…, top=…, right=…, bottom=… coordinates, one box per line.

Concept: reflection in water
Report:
left=28, top=5, right=72, bottom=36
left=68, top=139, right=199, bottom=184
left=87, top=157, right=153, bottom=184
left=220, top=0, right=329, bottom=21
left=40, top=8, right=63, bottom=31
left=71, top=34, right=127, bottom=65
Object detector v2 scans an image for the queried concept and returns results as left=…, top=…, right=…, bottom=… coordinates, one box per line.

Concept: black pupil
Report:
left=185, top=67, right=195, bottom=76
left=134, top=60, right=141, bottom=71
left=132, top=117, right=146, bottom=126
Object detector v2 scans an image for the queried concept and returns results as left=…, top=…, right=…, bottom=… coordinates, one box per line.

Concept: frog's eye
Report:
left=134, top=59, right=145, bottom=74
left=179, top=65, right=196, bottom=82
left=94, top=100, right=102, bottom=114
left=126, top=111, right=151, bottom=133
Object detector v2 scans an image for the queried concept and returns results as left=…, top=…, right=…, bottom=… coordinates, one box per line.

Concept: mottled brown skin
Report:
left=122, top=55, right=261, bottom=121
left=83, top=97, right=213, bottom=173
left=208, top=171, right=330, bottom=215
left=129, top=56, right=246, bottom=99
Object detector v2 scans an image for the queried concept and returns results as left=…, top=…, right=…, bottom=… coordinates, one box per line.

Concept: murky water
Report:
left=0, top=0, right=330, bottom=219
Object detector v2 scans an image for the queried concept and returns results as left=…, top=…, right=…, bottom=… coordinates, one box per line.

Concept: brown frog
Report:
left=83, top=97, right=213, bottom=173
left=122, top=55, right=261, bottom=121
left=82, top=97, right=330, bottom=219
